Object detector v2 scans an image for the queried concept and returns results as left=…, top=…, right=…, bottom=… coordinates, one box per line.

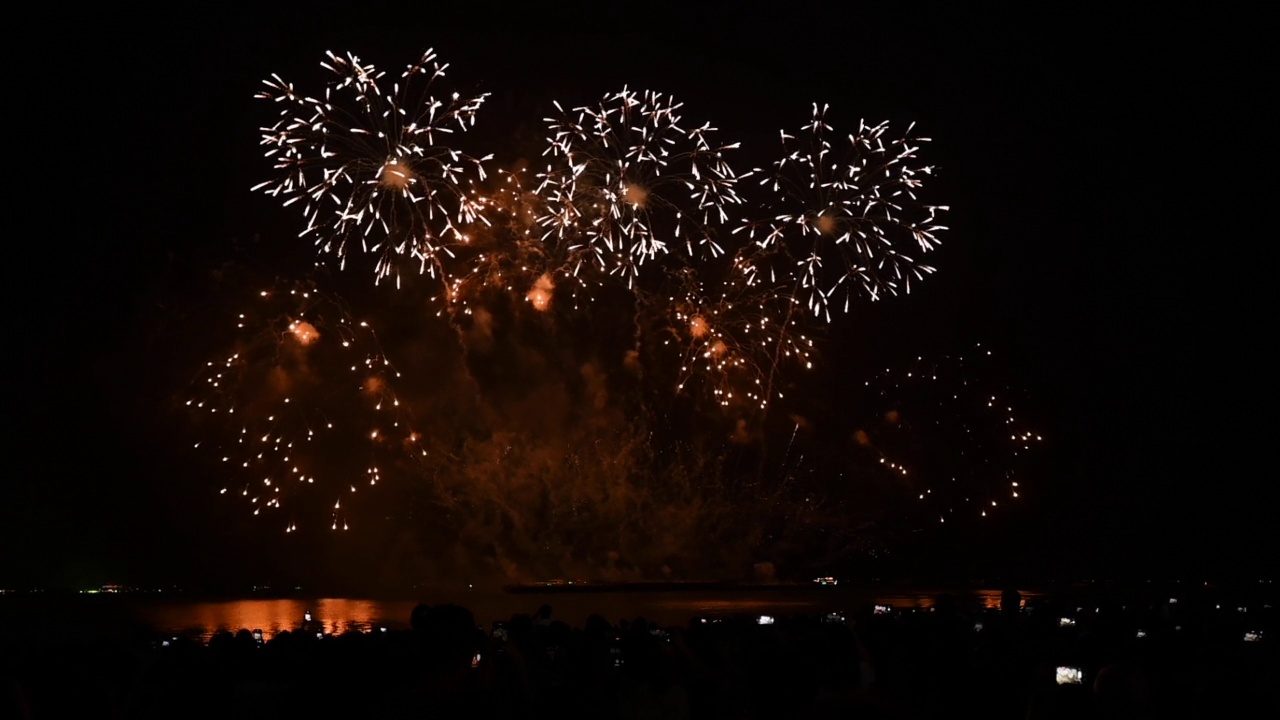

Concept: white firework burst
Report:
left=535, top=89, right=746, bottom=286
left=254, top=49, right=492, bottom=286
left=736, top=103, right=948, bottom=320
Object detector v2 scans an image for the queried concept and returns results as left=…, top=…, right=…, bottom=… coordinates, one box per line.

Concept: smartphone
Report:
left=1244, top=630, right=1262, bottom=642
left=492, top=621, right=509, bottom=642
left=252, top=629, right=264, bottom=643
left=873, top=604, right=891, bottom=615
left=1055, top=666, right=1083, bottom=685
left=822, top=612, right=845, bottom=624
left=1059, top=617, right=1076, bottom=627
left=757, top=615, right=775, bottom=625
left=471, top=652, right=481, bottom=668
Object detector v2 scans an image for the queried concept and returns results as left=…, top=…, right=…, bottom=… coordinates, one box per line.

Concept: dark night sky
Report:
left=6, top=4, right=1268, bottom=589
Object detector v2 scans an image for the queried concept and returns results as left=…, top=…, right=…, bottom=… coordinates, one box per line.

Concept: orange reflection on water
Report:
left=143, top=598, right=417, bottom=642
left=872, top=589, right=1036, bottom=610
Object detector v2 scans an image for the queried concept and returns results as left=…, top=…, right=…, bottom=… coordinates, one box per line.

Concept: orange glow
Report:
left=144, top=598, right=417, bottom=643
left=689, top=315, right=710, bottom=339
left=526, top=273, right=554, bottom=312
left=815, top=213, right=838, bottom=235
left=379, top=160, right=414, bottom=190
left=364, top=376, right=386, bottom=395
left=624, top=183, right=648, bottom=207
left=289, top=321, right=320, bottom=346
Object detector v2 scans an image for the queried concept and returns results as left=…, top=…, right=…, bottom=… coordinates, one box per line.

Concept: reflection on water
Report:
left=144, top=598, right=420, bottom=642
left=135, top=588, right=1039, bottom=643
left=876, top=588, right=1033, bottom=610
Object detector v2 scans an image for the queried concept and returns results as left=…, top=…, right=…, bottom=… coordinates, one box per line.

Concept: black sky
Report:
left=6, top=4, right=1268, bottom=588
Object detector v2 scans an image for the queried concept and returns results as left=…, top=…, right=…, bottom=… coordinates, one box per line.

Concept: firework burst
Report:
left=736, top=104, right=947, bottom=320
left=205, top=49, right=972, bottom=555
left=184, top=281, right=421, bottom=531
left=253, top=50, right=492, bottom=286
left=535, top=89, right=746, bottom=286
left=852, top=345, right=1042, bottom=523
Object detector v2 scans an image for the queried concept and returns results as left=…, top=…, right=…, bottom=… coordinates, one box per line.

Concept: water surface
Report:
left=1, top=586, right=1037, bottom=645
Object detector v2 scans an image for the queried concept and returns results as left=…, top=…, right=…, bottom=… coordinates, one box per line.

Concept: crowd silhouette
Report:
left=2, top=589, right=1274, bottom=718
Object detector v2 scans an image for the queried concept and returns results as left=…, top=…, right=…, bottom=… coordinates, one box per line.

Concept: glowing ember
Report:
left=526, top=273, right=555, bottom=312
left=689, top=315, right=710, bottom=339
left=289, top=321, right=320, bottom=345
left=379, top=160, right=414, bottom=191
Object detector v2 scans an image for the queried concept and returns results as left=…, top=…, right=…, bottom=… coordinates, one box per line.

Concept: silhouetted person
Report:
left=1001, top=587, right=1023, bottom=616
left=404, top=603, right=491, bottom=717
left=535, top=603, right=553, bottom=627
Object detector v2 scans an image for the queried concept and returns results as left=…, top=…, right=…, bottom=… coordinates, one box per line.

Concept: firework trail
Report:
left=253, top=50, right=492, bottom=287
left=735, top=104, right=948, bottom=321
left=184, top=280, right=422, bottom=531
left=852, top=345, right=1043, bottom=524
left=535, top=89, right=747, bottom=286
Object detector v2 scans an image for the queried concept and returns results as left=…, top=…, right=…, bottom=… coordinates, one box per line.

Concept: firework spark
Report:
left=253, top=50, right=492, bottom=286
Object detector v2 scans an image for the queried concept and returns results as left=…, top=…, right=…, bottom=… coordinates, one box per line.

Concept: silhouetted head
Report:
left=934, top=593, right=957, bottom=616
left=584, top=613, right=611, bottom=638
left=1000, top=588, right=1022, bottom=615
left=416, top=604, right=480, bottom=674
left=410, top=603, right=432, bottom=633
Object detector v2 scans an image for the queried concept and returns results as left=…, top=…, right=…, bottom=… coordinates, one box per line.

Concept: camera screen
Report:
left=1055, top=666, right=1083, bottom=685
